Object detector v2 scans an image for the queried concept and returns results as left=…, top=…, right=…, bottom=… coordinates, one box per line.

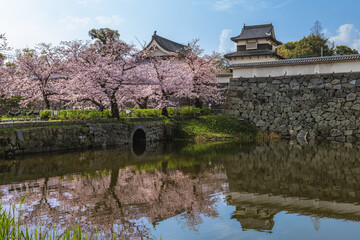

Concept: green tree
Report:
left=310, top=20, right=323, bottom=37
left=278, top=35, right=334, bottom=58
left=335, top=45, right=359, bottom=55
left=278, top=21, right=335, bottom=58
left=88, top=28, right=120, bottom=44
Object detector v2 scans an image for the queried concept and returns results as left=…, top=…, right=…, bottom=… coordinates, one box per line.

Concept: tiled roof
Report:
left=231, top=24, right=282, bottom=45
left=225, top=49, right=284, bottom=59
left=230, top=54, right=360, bottom=68
left=150, top=31, right=189, bottom=54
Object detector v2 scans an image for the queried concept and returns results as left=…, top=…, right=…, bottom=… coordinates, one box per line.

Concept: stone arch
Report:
left=132, top=128, right=146, bottom=142
left=132, top=127, right=147, bottom=156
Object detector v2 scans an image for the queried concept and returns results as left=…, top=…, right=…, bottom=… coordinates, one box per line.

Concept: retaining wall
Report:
left=223, top=72, right=360, bottom=140
left=0, top=120, right=169, bottom=158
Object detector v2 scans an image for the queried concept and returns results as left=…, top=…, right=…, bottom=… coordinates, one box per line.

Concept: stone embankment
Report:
left=0, top=120, right=169, bottom=158
left=223, top=72, right=360, bottom=140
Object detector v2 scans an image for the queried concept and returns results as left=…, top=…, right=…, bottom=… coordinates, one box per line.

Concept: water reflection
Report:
left=225, top=140, right=360, bottom=232
left=1, top=141, right=360, bottom=239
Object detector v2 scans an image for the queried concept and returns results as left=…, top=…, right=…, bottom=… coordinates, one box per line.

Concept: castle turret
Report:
left=225, top=24, right=283, bottom=64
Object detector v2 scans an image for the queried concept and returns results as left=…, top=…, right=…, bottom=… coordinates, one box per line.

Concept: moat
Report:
left=1, top=141, right=360, bottom=239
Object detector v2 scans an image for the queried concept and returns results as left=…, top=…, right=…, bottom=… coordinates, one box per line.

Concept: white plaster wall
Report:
left=232, top=60, right=360, bottom=78
left=151, top=49, right=169, bottom=57
left=231, top=55, right=276, bottom=64
left=236, top=38, right=271, bottom=46
left=216, top=76, right=231, bottom=83
left=146, top=40, right=172, bottom=57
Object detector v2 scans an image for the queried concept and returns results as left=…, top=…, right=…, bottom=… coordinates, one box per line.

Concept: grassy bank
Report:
left=173, top=115, right=258, bottom=142
left=0, top=114, right=278, bottom=143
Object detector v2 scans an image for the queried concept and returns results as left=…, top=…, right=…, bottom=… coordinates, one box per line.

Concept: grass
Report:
left=173, top=115, right=258, bottom=142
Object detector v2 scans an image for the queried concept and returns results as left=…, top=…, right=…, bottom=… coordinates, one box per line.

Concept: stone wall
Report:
left=0, top=121, right=169, bottom=158
left=223, top=72, right=360, bottom=140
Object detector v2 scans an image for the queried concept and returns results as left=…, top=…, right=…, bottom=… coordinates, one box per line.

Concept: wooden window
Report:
left=246, top=41, right=257, bottom=50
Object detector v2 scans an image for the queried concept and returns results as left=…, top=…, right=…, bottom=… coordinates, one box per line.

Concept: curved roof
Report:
left=230, top=54, right=360, bottom=68
left=231, top=24, right=282, bottom=45
left=225, top=49, right=284, bottom=59
left=146, top=31, right=189, bottom=55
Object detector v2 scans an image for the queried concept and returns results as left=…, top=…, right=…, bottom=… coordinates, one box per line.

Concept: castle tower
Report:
left=225, top=24, right=283, bottom=65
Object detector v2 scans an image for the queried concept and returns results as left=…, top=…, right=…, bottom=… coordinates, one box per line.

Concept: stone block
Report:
left=332, top=79, right=341, bottom=85
left=330, top=129, right=342, bottom=137
left=344, top=130, right=353, bottom=136
left=351, top=104, right=360, bottom=111
left=347, top=93, right=357, bottom=101
left=272, top=80, right=281, bottom=85
left=334, top=84, right=342, bottom=90
left=256, top=120, right=266, bottom=127
left=324, top=83, right=333, bottom=90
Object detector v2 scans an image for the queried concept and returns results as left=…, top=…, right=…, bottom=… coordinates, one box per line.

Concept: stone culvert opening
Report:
left=132, top=128, right=146, bottom=156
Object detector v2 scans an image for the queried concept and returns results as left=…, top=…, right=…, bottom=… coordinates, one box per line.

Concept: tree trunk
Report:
left=161, top=107, right=169, bottom=118
left=138, top=98, right=148, bottom=109
left=110, top=97, right=120, bottom=119
left=43, top=94, right=51, bottom=109
left=194, top=98, right=202, bottom=108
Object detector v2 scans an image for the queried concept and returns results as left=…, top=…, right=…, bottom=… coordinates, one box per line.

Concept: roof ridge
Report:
left=153, top=34, right=187, bottom=48
left=230, top=54, right=360, bottom=68
left=244, top=23, right=273, bottom=29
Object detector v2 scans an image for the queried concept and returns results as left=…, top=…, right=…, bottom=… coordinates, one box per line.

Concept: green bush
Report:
left=26, top=107, right=211, bottom=122
left=119, top=107, right=211, bottom=118
left=200, top=107, right=212, bottom=115
left=39, top=110, right=113, bottom=121
left=119, top=109, right=162, bottom=118
left=167, top=107, right=178, bottom=117
left=40, top=110, right=51, bottom=120
left=179, top=106, right=201, bottom=116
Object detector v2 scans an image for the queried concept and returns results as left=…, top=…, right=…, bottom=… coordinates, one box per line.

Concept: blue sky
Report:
left=1, top=0, right=360, bottom=53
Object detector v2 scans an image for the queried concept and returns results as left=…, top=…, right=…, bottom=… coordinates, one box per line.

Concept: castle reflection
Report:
left=225, top=141, right=360, bottom=232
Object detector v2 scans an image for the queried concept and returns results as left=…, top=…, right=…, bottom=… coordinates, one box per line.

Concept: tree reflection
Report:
left=1, top=162, right=226, bottom=239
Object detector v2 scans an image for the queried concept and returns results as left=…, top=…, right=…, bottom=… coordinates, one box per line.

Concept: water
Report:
left=1, top=141, right=360, bottom=239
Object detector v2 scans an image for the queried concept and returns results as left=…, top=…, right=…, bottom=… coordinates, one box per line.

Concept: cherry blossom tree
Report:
left=11, top=43, right=67, bottom=109
left=138, top=57, right=191, bottom=116
left=63, top=39, right=148, bottom=117
left=177, top=40, right=223, bottom=108
left=121, top=85, right=155, bottom=109
left=0, top=33, right=9, bottom=97
left=0, top=33, right=7, bottom=51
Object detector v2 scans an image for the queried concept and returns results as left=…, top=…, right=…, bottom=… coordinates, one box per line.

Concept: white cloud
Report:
left=58, top=16, right=92, bottom=30
left=329, top=24, right=360, bottom=50
left=218, top=29, right=235, bottom=53
left=58, top=15, right=124, bottom=31
left=212, top=0, right=288, bottom=11
left=213, top=0, right=235, bottom=10
left=95, top=15, right=124, bottom=27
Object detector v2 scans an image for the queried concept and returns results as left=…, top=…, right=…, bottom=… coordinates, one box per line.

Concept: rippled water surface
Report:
left=1, top=141, right=360, bottom=239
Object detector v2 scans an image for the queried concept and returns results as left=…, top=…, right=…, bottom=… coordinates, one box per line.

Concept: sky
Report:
left=1, top=0, right=360, bottom=54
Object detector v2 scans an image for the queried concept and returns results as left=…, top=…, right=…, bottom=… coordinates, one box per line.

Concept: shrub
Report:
left=40, top=110, right=113, bottom=121
left=40, top=110, right=51, bottom=120
left=179, top=106, right=201, bottom=116
left=119, top=109, right=162, bottom=118
left=167, top=107, right=178, bottom=117
left=200, top=107, right=212, bottom=115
